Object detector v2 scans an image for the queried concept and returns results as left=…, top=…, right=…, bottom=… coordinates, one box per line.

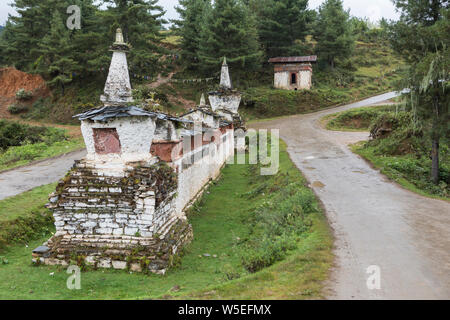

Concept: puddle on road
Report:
left=312, top=181, right=325, bottom=188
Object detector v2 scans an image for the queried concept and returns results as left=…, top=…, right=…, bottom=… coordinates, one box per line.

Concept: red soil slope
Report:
left=0, top=67, right=50, bottom=118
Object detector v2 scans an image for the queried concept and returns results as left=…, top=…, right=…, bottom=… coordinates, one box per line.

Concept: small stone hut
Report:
left=269, top=56, right=317, bottom=90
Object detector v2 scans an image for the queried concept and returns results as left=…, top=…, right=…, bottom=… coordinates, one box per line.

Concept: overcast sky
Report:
left=0, top=0, right=400, bottom=26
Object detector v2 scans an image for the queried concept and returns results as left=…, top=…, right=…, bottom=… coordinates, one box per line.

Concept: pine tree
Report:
left=101, top=0, right=166, bottom=76
left=70, top=0, right=111, bottom=75
left=0, top=0, right=108, bottom=75
left=254, top=0, right=313, bottom=58
left=313, top=0, right=355, bottom=69
left=2, top=0, right=64, bottom=69
left=390, top=1, right=449, bottom=185
left=197, top=0, right=262, bottom=77
left=173, top=0, right=211, bottom=70
left=36, top=10, right=77, bottom=94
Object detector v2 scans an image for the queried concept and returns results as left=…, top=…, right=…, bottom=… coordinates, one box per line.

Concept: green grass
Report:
left=0, top=137, right=85, bottom=172
left=352, top=143, right=449, bottom=201
left=0, top=184, right=56, bottom=250
left=0, top=140, right=333, bottom=299
left=324, top=105, right=397, bottom=132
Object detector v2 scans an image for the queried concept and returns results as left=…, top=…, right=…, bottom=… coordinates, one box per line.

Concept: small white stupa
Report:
left=209, top=57, right=241, bottom=115
left=100, top=28, right=134, bottom=106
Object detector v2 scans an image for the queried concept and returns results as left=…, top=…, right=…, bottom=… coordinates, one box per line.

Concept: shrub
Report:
left=240, top=164, right=318, bottom=273
left=0, top=120, right=67, bottom=151
left=7, top=103, right=29, bottom=114
left=15, top=88, right=33, bottom=101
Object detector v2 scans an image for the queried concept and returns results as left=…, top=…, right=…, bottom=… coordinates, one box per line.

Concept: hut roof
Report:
left=268, top=56, right=317, bottom=63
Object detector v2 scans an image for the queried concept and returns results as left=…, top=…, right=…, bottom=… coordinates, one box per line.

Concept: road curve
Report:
left=250, top=92, right=450, bottom=299
left=0, top=149, right=86, bottom=201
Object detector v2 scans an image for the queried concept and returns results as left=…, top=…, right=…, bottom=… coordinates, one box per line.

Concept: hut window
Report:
left=93, top=128, right=121, bottom=154
left=291, top=73, right=297, bottom=85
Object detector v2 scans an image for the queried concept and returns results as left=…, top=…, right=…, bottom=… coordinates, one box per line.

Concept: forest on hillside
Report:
left=0, top=0, right=392, bottom=91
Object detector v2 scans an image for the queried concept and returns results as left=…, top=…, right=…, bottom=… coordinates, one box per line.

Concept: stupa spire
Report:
left=219, top=57, right=232, bottom=89
left=100, top=28, right=133, bottom=106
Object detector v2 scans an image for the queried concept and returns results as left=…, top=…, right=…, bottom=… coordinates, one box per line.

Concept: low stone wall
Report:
left=34, top=158, right=192, bottom=274
left=34, top=217, right=192, bottom=274
left=49, top=159, right=178, bottom=238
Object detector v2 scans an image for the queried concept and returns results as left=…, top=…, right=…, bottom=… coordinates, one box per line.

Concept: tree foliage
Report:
left=197, top=0, right=262, bottom=76
left=252, top=0, right=313, bottom=58
left=102, top=0, right=166, bottom=75
left=0, top=0, right=165, bottom=83
left=173, top=0, right=211, bottom=71
left=313, top=0, right=355, bottom=69
left=390, top=0, right=449, bottom=184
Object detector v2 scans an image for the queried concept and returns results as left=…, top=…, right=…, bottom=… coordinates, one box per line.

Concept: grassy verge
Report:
left=0, top=119, right=85, bottom=172
left=0, top=140, right=333, bottom=299
left=0, top=184, right=56, bottom=251
left=323, top=105, right=397, bottom=132
left=352, top=143, right=449, bottom=201
left=0, top=137, right=85, bottom=172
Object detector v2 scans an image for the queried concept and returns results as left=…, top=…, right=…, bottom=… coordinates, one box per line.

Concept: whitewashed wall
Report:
left=299, top=70, right=312, bottom=89
left=81, top=117, right=156, bottom=163
left=174, top=129, right=235, bottom=214
left=273, top=70, right=312, bottom=90
left=209, top=94, right=241, bottom=113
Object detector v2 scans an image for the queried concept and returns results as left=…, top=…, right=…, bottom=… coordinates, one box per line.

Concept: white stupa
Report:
left=100, top=28, right=134, bottom=106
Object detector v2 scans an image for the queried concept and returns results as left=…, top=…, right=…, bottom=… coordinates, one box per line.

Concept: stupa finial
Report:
left=101, top=26, right=133, bottom=106
left=114, top=28, right=125, bottom=45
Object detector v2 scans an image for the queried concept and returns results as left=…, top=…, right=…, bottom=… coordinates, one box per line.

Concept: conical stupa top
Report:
left=199, top=93, right=206, bottom=107
left=100, top=28, right=133, bottom=106
left=220, top=57, right=232, bottom=89
left=114, top=28, right=126, bottom=45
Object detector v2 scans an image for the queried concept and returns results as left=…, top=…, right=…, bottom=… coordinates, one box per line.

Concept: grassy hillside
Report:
left=4, top=35, right=403, bottom=125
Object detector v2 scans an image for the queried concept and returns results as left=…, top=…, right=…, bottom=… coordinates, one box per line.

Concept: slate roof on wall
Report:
left=268, top=56, right=317, bottom=63
left=74, top=106, right=192, bottom=124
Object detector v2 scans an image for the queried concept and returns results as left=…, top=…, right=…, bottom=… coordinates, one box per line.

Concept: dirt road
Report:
left=0, top=149, right=86, bottom=200
left=250, top=92, right=450, bottom=299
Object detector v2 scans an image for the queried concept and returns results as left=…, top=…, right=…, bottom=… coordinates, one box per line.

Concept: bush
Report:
left=0, top=143, right=48, bottom=165
left=15, top=88, right=33, bottom=101
left=240, top=165, right=318, bottom=272
left=7, top=103, right=29, bottom=114
left=21, top=98, right=51, bottom=120
left=0, top=120, right=67, bottom=151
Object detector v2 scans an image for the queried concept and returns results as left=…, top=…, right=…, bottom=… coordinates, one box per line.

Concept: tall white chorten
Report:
left=100, top=28, right=134, bottom=106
